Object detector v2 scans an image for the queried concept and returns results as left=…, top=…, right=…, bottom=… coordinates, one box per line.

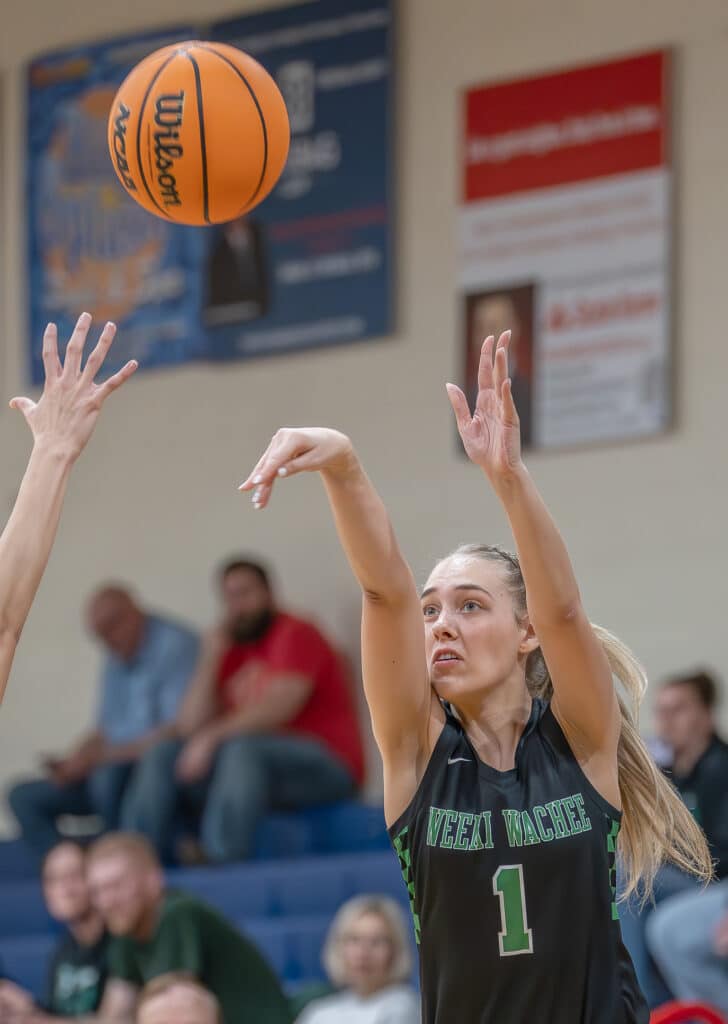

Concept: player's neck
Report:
left=455, top=684, right=532, bottom=772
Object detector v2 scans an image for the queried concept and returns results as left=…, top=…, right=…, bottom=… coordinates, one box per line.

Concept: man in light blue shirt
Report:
left=7, top=586, right=199, bottom=860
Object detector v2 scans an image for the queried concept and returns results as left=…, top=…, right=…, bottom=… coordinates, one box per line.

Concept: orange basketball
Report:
left=107, top=40, right=290, bottom=225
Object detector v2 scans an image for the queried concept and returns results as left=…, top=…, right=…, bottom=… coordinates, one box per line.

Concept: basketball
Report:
left=107, top=40, right=290, bottom=225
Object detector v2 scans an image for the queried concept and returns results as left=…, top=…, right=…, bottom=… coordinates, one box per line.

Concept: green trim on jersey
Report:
left=394, top=826, right=421, bottom=945
left=606, top=817, right=620, bottom=921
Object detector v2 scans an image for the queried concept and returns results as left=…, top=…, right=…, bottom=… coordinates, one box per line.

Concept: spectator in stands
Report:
left=619, top=668, right=728, bottom=1007
left=121, top=558, right=364, bottom=863
left=85, top=832, right=292, bottom=1023
left=136, top=973, right=222, bottom=1024
left=646, top=878, right=728, bottom=1015
left=0, top=840, right=111, bottom=1018
left=8, top=586, right=199, bottom=859
left=295, top=896, right=419, bottom=1024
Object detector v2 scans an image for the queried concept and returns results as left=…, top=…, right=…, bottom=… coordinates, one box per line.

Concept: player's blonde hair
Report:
left=448, top=544, right=714, bottom=900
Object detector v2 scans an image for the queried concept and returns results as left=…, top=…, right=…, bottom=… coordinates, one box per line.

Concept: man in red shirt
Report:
left=121, top=559, right=364, bottom=863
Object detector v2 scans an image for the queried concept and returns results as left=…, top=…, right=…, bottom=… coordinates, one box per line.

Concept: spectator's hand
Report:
left=239, top=427, right=356, bottom=510
left=446, top=332, right=524, bottom=481
left=204, top=626, right=230, bottom=659
left=10, top=313, right=137, bottom=464
left=713, top=909, right=728, bottom=956
left=44, top=751, right=93, bottom=786
left=176, top=730, right=219, bottom=783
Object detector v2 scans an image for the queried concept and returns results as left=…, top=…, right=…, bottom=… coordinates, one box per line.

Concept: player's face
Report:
left=42, top=843, right=90, bottom=923
left=340, top=911, right=396, bottom=996
left=87, top=855, right=160, bottom=936
left=653, top=684, right=713, bottom=755
left=422, top=555, right=531, bottom=703
left=138, top=986, right=218, bottom=1024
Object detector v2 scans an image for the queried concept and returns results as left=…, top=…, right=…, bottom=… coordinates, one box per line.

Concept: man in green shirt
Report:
left=85, top=833, right=292, bottom=1024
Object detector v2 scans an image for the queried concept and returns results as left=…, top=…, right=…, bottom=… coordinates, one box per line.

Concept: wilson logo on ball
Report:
left=106, top=40, right=290, bottom=225
left=153, top=91, right=185, bottom=208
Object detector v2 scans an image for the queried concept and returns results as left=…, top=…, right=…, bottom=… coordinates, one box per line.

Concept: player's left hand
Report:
left=446, top=331, right=524, bottom=480
left=10, top=313, right=137, bottom=463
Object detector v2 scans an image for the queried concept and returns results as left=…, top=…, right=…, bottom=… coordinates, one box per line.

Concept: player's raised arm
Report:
left=0, top=313, right=137, bottom=701
left=447, top=333, right=620, bottom=766
left=240, top=428, right=436, bottom=822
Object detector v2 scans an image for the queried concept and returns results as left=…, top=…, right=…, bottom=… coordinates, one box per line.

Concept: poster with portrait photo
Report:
left=464, top=283, right=535, bottom=449
left=458, top=50, right=672, bottom=451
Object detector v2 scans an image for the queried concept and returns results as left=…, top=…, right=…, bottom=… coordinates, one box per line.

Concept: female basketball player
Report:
left=241, top=333, right=711, bottom=1023
left=0, top=313, right=136, bottom=701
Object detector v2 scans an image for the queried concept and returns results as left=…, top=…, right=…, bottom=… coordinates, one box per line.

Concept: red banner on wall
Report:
left=463, top=51, right=669, bottom=202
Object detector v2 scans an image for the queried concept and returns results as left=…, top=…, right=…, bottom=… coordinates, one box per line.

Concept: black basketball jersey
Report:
left=388, top=699, right=649, bottom=1024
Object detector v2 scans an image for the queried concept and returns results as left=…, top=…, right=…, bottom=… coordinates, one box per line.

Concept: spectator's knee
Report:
left=215, top=733, right=268, bottom=770
left=139, top=737, right=183, bottom=771
left=646, top=897, right=692, bottom=961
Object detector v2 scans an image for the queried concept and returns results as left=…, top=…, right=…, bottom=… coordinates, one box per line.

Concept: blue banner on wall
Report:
left=26, top=0, right=394, bottom=384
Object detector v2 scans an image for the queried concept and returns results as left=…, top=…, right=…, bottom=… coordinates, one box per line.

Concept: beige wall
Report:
left=0, top=0, right=727, bottom=833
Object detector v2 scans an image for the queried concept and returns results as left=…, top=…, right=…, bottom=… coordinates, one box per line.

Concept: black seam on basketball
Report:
left=136, top=51, right=180, bottom=218
left=186, top=53, right=210, bottom=223
left=192, top=42, right=269, bottom=210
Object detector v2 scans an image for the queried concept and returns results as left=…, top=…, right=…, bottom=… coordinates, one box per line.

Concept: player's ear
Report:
left=519, top=621, right=540, bottom=656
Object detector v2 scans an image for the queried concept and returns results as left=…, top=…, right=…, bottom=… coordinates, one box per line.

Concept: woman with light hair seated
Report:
left=296, top=896, right=420, bottom=1023
left=136, top=972, right=222, bottom=1024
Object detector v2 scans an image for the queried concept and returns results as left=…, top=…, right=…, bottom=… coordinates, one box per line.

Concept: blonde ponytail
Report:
left=591, top=625, right=713, bottom=900
left=452, top=544, right=714, bottom=900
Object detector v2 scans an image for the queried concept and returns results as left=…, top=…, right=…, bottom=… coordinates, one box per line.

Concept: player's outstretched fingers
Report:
left=477, top=335, right=495, bottom=393
left=63, top=312, right=93, bottom=376
left=42, top=323, right=62, bottom=382
left=82, top=322, right=117, bottom=385
left=96, top=359, right=138, bottom=403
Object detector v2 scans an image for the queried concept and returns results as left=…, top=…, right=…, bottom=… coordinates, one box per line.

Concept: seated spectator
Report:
left=295, top=896, right=419, bottom=1024
left=122, top=558, right=364, bottom=863
left=8, top=586, right=199, bottom=860
left=85, top=832, right=292, bottom=1024
left=0, top=840, right=110, bottom=1018
left=619, top=669, right=728, bottom=1007
left=646, top=879, right=728, bottom=1016
left=136, top=973, right=221, bottom=1024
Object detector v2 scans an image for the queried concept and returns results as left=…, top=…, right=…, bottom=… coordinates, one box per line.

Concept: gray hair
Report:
left=322, top=895, right=414, bottom=988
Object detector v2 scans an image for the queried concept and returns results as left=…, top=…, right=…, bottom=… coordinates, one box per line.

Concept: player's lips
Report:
left=433, top=647, right=462, bottom=666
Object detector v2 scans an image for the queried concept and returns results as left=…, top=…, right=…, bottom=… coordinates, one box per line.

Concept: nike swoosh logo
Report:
left=447, top=757, right=472, bottom=765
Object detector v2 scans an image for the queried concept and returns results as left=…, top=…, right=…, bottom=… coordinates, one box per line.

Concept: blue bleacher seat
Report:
left=304, top=803, right=390, bottom=855
left=242, top=914, right=331, bottom=985
left=0, top=840, right=39, bottom=881
left=0, top=934, right=56, bottom=999
left=283, top=915, right=331, bottom=983
left=0, top=880, right=54, bottom=937
left=250, top=802, right=389, bottom=860
left=166, top=863, right=272, bottom=919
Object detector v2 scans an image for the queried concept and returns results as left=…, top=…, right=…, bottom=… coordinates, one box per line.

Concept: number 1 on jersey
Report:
left=492, top=864, right=533, bottom=956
